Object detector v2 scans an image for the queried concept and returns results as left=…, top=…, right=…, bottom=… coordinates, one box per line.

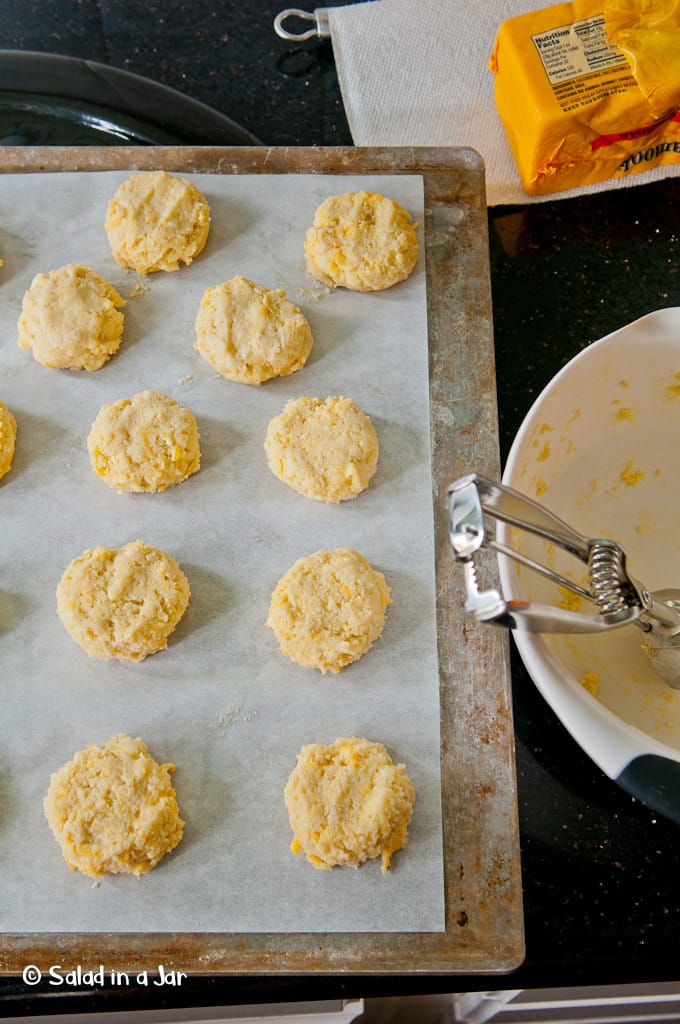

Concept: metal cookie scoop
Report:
left=448, top=473, right=680, bottom=689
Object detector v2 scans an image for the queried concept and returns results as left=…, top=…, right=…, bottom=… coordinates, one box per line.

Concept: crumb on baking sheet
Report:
left=217, top=700, right=243, bottom=731
left=293, top=284, right=331, bottom=302
left=216, top=700, right=258, bottom=733
left=125, top=280, right=149, bottom=299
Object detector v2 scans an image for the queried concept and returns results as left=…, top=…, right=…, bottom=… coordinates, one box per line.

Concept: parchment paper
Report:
left=0, top=171, right=443, bottom=933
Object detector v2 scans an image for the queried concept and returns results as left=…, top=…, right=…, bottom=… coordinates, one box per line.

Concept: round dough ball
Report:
left=17, top=263, right=125, bottom=371
left=0, top=399, right=17, bottom=481
left=264, top=396, right=379, bottom=503
left=105, top=170, right=210, bottom=274
left=44, top=734, right=184, bottom=878
left=304, top=190, right=419, bottom=292
left=88, top=390, right=201, bottom=493
left=266, top=548, right=391, bottom=674
left=56, top=539, right=190, bottom=662
left=284, top=736, right=415, bottom=872
left=194, top=275, right=313, bottom=385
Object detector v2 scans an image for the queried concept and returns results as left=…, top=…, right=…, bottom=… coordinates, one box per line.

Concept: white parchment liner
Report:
left=0, top=171, right=443, bottom=933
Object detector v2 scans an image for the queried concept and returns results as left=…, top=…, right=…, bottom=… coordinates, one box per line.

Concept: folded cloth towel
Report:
left=327, top=0, right=680, bottom=205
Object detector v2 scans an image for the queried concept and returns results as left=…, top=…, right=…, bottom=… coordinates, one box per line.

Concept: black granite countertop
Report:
left=2, top=0, right=680, bottom=1015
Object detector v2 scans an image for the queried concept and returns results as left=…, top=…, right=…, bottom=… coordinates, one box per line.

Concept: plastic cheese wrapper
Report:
left=605, top=1, right=680, bottom=118
left=489, top=0, right=680, bottom=196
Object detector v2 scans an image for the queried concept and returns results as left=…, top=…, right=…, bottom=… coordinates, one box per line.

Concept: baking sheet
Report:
left=0, top=146, right=524, bottom=975
left=0, top=170, right=443, bottom=934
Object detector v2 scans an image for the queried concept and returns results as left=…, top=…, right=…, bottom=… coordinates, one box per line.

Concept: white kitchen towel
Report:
left=327, top=0, right=680, bottom=205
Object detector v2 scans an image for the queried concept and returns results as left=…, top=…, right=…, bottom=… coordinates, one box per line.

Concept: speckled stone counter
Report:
left=2, top=0, right=680, bottom=1015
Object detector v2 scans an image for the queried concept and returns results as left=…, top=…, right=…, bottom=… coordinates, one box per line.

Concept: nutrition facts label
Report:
left=532, top=14, right=628, bottom=85
left=532, top=14, right=634, bottom=111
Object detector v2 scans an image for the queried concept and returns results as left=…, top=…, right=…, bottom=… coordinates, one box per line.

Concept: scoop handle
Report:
left=459, top=472, right=592, bottom=561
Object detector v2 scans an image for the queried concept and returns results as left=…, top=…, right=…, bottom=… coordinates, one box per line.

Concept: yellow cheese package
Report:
left=489, top=0, right=680, bottom=196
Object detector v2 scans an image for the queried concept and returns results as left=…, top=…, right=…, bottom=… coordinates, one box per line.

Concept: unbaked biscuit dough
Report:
left=304, top=190, right=419, bottom=292
left=284, top=737, right=415, bottom=872
left=17, top=264, right=125, bottom=371
left=0, top=399, right=17, bottom=481
left=44, top=734, right=184, bottom=879
left=266, top=548, right=391, bottom=674
left=194, top=275, right=313, bottom=385
left=88, top=390, right=201, bottom=493
left=56, top=540, right=190, bottom=662
left=105, top=170, right=210, bottom=274
left=264, top=396, right=379, bottom=503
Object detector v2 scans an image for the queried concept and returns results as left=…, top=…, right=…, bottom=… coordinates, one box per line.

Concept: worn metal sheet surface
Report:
left=0, top=146, right=524, bottom=975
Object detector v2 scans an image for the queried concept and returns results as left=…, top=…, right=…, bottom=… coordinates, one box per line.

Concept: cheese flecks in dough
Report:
left=88, top=390, right=201, bottom=493
left=267, top=548, right=391, bottom=674
left=305, top=191, right=419, bottom=292
left=56, top=540, right=190, bottom=662
left=284, top=737, right=415, bottom=872
left=44, top=734, right=184, bottom=878
left=194, top=275, right=313, bottom=385
left=264, top=396, right=379, bottom=503
left=0, top=399, right=17, bottom=480
left=105, top=170, right=210, bottom=274
left=18, top=264, right=125, bottom=371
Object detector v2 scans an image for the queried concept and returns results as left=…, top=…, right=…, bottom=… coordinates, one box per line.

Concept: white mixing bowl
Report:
left=501, top=308, right=680, bottom=821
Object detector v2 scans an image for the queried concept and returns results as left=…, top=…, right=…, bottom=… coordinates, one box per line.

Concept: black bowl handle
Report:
left=617, top=754, right=680, bottom=825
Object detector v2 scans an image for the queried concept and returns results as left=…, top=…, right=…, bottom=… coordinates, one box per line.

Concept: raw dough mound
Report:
left=266, top=548, right=391, bottom=674
left=284, top=736, right=415, bottom=871
left=264, top=395, right=379, bottom=503
left=194, top=275, right=313, bottom=385
left=44, top=734, right=184, bottom=878
left=17, top=263, right=125, bottom=371
left=88, top=390, right=201, bottom=493
left=304, top=191, right=419, bottom=291
left=0, top=399, right=17, bottom=480
left=56, top=539, right=190, bottom=662
left=105, top=170, right=210, bottom=274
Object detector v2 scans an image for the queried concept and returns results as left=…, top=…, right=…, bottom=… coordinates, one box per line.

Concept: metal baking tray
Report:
left=0, top=145, right=524, bottom=976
